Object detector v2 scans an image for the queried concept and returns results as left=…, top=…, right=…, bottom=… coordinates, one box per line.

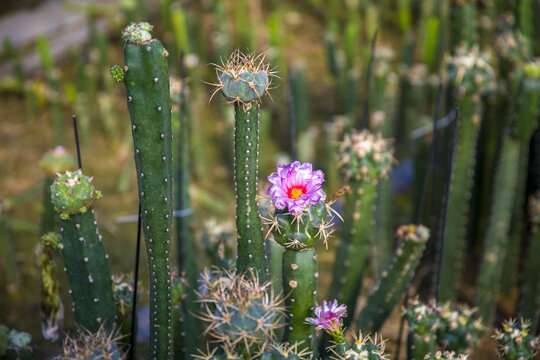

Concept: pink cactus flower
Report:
left=266, top=161, right=326, bottom=216
left=306, top=299, right=347, bottom=332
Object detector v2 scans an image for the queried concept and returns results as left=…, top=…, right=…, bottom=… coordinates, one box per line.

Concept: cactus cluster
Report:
left=494, top=319, right=539, bottom=360
left=0, top=327, right=35, bottom=360
left=406, top=298, right=439, bottom=360
left=342, top=333, right=388, bottom=360
left=423, top=351, right=469, bottom=360
left=436, top=304, right=483, bottom=353
left=58, top=325, right=126, bottom=360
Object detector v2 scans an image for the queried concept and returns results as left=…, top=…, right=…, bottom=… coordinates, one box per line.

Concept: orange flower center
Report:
left=289, top=187, right=304, bottom=199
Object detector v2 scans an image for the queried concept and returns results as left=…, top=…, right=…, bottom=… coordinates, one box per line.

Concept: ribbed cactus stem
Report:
left=282, top=247, right=318, bottom=352
left=121, top=23, right=174, bottom=359
left=405, top=299, right=438, bottom=360
left=450, top=0, right=476, bottom=50
left=356, top=224, right=430, bottom=332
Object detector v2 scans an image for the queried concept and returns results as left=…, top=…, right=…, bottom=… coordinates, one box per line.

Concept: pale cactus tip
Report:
left=50, top=170, right=102, bottom=219
left=122, top=22, right=153, bottom=44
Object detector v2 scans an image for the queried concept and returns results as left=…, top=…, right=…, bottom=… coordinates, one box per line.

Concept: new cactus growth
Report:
left=423, top=351, right=469, bottom=360
left=343, top=333, right=388, bottom=360
left=212, top=50, right=273, bottom=280
left=198, top=270, right=285, bottom=358
left=439, top=47, right=495, bottom=302
left=436, top=303, right=483, bottom=353
left=120, top=22, right=174, bottom=358
left=331, top=130, right=393, bottom=325
left=51, top=170, right=116, bottom=333
left=111, top=275, right=136, bottom=339
left=59, top=324, right=126, bottom=360
left=306, top=300, right=347, bottom=357
left=405, top=298, right=438, bottom=360
left=3, top=329, right=35, bottom=360
left=356, top=224, right=430, bottom=332
left=494, top=319, right=539, bottom=360
left=38, top=232, right=64, bottom=342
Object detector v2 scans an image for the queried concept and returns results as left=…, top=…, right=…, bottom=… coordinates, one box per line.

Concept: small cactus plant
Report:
left=405, top=298, right=439, bottom=360
left=343, top=333, right=389, bottom=360
left=494, top=319, right=539, bottom=360
left=423, top=351, right=469, bottom=360
left=58, top=324, right=126, bottom=360
left=0, top=328, right=36, bottom=360
left=436, top=303, right=483, bottom=353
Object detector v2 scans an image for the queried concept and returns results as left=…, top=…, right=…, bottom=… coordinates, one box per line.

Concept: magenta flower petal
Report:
left=266, top=161, right=326, bottom=215
left=307, top=299, right=347, bottom=332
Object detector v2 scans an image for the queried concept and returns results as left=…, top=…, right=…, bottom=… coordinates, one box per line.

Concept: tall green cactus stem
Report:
left=330, top=130, right=393, bottom=326
left=38, top=232, right=64, bottom=342
left=450, top=0, right=477, bottom=51
left=282, top=247, right=318, bottom=352
left=438, top=47, right=494, bottom=302
left=51, top=170, right=116, bottom=333
left=436, top=303, right=483, bottom=353
left=121, top=22, right=174, bottom=359
left=214, top=50, right=272, bottom=280
left=520, top=194, right=540, bottom=330
left=476, top=136, right=520, bottom=325
left=405, top=298, right=438, bottom=360
left=494, top=319, right=539, bottom=360
left=356, top=224, right=430, bottom=332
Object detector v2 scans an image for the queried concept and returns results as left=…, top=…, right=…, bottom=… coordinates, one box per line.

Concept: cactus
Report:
left=306, top=299, right=347, bottom=357
left=213, top=50, right=273, bottom=280
left=51, top=170, right=116, bottom=333
left=519, top=194, right=540, bottom=329
left=3, top=329, right=35, bottom=360
left=436, top=303, right=483, bottom=353
left=438, top=47, right=495, bottom=302
left=171, top=272, right=187, bottom=359
left=405, top=298, right=438, bottom=360
left=356, top=224, right=430, bottom=332
left=119, top=22, right=174, bottom=358
left=261, top=342, right=312, bottom=360
left=494, top=319, right=539, bottom=360
left=198, top=270, right=285, bottom=358
left=111, top=274, right=136, bottom=340
left=330, top=130, right=393, bottom=326
left=423, top=351, right=469, bottom=360
left=37, top=232, right=64, bottom=342
left=450, top=0, right=477, bottom=50
left=59, top=324, right=126, bottom=360
left=342, top=333, right=388, bottom=360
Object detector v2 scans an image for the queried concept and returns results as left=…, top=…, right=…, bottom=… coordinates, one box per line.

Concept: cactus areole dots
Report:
left=50, top=170, right=102, bottom=220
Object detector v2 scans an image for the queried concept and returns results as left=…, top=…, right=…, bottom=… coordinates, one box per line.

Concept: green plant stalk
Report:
left=450, top=1, right=476, bottom=50
left=476, top=137, right=520, bottom=325
left=330, top=181, right=377, bottom=327
left=520, top=201, right=540, bottom=330
left=516, top=0, right=534, bottom=54
left=356, top=225, right=430, bottom=332
left=290, top=65, right=309, bottom=137
left=123, top=39, right=174, bottom=359
left=0, top=215, right=19, bottom=292
left=373, top=177, right=393, bottom=279
left=407, top=331, right=436, bottom=360
left=60, top=210, right=116, bottom=332
left=438, top=97, right=481, bottom=302
left=282, top=247, right=317, bottom=352
left=233, top=102, right=267, bottom=280
left=174, top=83, right=198, bottom=359
left=39, top=233, right=63, bottom=342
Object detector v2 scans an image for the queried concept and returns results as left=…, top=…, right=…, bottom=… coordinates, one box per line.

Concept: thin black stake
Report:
left=128, top=204, right=142, bottom=360
left=288, top=67, right=297, bottom=160
left=361, top=29, right=378, bottom=129
left=394, top=84, right=444, bottom=360
left=72, top=115, right=82, bottom=170
left=435, top=109, right=460, bottom=303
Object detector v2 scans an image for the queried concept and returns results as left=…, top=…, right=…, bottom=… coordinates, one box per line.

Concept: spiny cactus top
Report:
left=39, top=146, right=76, bottom=177
left=111, top=275, right=135, bottom=318
left=494, top=319, right=539, bottom=360
left=122, top=22, right=153, bottom=44
left=262, top=342, right=312, bottom=360
left=306, top=300, right=347, bottom=343
left=267, top=161, right=326, bottom=216
left=41, top=231, right=63, bottom=250
left=495, top=14, right=530, bottom=66
left=60, top=324, right=126, bottom=360
left=198, top=270, right=285, bottom=356
left=344, top=333, right=388, bottom=360
left=436, top=303, right=484, bottom=352
left=50, top=170, right=102, bottom=220
left=214, top=49, right=272, bottom=104
left=446, top=46, right=495, bottom=98
left=338, top=130, right=393, bottom=182
left=405, top=298, right=438, bottom=334
left=424, top=351, right=469, bottom=360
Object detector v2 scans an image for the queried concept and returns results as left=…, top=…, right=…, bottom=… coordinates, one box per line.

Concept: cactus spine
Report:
left=120, top=22, right=174, bottom=359
left=438, top=47, right=494, bottom=302
left=423, top=351, right=469, bottom=360
left=214, top=50, right=272, bottom=280
left=356, top=224, right=430, bottom=332
left=494, top=319, right=539, bottom=360
left=51, top=170, right=116, bottom=333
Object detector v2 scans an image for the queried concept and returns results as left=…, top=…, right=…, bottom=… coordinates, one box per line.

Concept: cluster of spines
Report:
left=494, top=319, right=539, bottom=360
left=58, top=324, right=126, bottom=360
left=423, top=351, right=469, bottom=360
left=405, top=298, right=439, bottom=360
left=342, top=333, right=389, bottom=360
left=436, top=303, right=483, bottom=353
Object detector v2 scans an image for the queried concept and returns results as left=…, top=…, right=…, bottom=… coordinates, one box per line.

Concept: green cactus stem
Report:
left=282, top=247, right=318, bottom=352
left=51, top=170, right=116, bottom=333
left=111, top=274, right=137, bottom=340
left=450, top=0, right=477, bottom=50
left=520, top=194, right=540, bottom=330
left=494, top=319, right=539, bottom=360
left=330, top=130, right=393, bottom=326
left=4, top=329, right=35, bottom=360
left=171, top=273, right=187, bottom=360
left=214, top=50, right=272, bottom=280
left=61, top=324, right=126, bottom=360
left=476, top=136, right=520, bottom=325
left=121, top=22, right=174, bottom=359
left=405, top=298, right=438, bottom=360
left=38, top=232, right=64, bottom=342
left=436, top=303, right=483, bottom=353
left=438, top=47, right=495, bottom=302
left=356, top=224, right=430, bottom=332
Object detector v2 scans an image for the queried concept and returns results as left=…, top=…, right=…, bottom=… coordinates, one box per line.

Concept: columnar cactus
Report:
left=438, top=47, right=495, bottom=302
left=494, top=319, right=539, bottom=360
left=436, top=303, right=483, bottom=353
left=118, top=22, right=174, bottom=358
left=405, top=298, right=438, bottom=360
left=356, top=224, right=430, bottom=332
left=265, top=161, right=335, bottom=352
left=330, top=130, right=393, bottom=326
left=37, top=232, right=64, bottom=342
left=51, top=170, right=116, bottom=333
left=212, top=50, right=272, bottom=280
left=59, top=325, right=126, bottom=360
left=423, top=351, right=469, bottom=360
left=198, top=270, right=285, bottom=358
left=450, top=0, right=477, bottom=50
